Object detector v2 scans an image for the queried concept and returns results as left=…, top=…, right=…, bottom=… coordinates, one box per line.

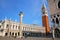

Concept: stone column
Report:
left=59, top=17, right=60, bottom=26
left=8, top=21, right=10, bottom=36
left=54, top=18, right=56, bottom=27
left=17, top=32, right=18, bottom=36
left=19, top=11, right=24, bottom=38
left=52, top=28, right=55, bottom=40
left=14, top=33, right=15, bottom=36
left=3, top=17, right=7, bottom=36
left=58, top=17, right=59, bottom=26
left=52, top=18, right=56, bottom=39
left=8, top=20, right=12, bottom=36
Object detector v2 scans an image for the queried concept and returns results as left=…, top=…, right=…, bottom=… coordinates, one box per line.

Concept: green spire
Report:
left=42, top=3, right=46, bottom=10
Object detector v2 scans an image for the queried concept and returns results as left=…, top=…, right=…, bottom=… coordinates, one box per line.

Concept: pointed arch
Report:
left=58, top=0, right=60, bottom=8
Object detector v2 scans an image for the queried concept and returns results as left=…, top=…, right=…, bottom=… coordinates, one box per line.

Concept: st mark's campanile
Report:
left=42, top=3, right=50, bottom=34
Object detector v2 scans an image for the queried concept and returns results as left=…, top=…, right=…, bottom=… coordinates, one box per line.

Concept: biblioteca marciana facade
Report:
left=0, top=18, right=45, bottom=37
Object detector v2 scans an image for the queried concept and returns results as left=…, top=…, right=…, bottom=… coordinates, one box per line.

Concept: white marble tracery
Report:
left=51, top=13, right=60, bottom=27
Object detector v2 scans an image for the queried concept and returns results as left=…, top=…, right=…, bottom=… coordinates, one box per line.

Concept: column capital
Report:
left=19, top=11, right=24, bottom=17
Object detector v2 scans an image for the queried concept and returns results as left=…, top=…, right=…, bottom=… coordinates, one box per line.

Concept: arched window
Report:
left=58, top=1, right=60, bottom=8
left=0, top=25, right=1, bottom=28
left=6, top=24, right=9, bottom=28
left=5, top=33, right=8, bottom=36
left=13, top=25, right=14, bottom=29
left=15, top=33, right=17, bottom=36
left=54, top=15, right=56, bottom=18
left=55, top=28, right=60, bottom=37
left=10, top=32, right=11, bottom=35
left=57, top=14, right=59, bottom=17
left=16, top=26, right=17, bottom=29
left=56, top=18, right=59, bottom=24
left=52, top=19, right=55, bottom=23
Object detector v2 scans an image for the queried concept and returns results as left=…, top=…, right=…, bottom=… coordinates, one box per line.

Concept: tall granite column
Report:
left=19, top=11, right=23, bottom=38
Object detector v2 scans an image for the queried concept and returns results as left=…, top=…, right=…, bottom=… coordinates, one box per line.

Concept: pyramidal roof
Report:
left=42, top=3, right=46, bottom=10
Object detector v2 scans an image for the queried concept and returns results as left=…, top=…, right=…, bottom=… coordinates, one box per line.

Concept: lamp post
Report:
left=19, top=11, right=24, bottom=38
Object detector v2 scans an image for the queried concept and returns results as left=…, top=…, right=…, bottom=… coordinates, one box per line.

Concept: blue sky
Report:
left=0, top=0, right=51, bottom=26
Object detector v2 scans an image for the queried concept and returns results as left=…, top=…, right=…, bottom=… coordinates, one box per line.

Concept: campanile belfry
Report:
left=42, top=3, right=50, bottom=34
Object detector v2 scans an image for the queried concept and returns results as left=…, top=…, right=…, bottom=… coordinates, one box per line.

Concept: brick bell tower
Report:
left=42, top=3, right=50, bottom=34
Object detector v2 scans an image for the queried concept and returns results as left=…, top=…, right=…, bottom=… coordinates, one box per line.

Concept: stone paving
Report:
left=0, top=36, right=60, bottom=40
